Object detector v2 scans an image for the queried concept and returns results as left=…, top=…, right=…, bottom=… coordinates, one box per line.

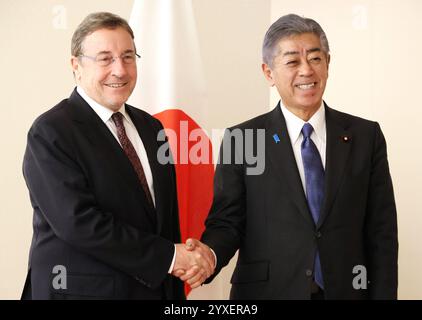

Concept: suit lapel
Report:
left=266, top=103, right=314, bottom=227
left=318, top=105, right=352, bottom=228
left=67, top=89, right=157, bottom=226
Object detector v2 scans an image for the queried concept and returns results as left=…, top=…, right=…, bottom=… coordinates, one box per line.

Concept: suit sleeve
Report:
left=23, top=119, right=174, bottom=289
left=365, top=122, right=398, bottom=299
left=201, top=129, right=246, bottom=279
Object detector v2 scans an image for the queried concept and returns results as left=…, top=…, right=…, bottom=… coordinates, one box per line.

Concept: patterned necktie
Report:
left=112, top=112, right=154, bottom=208
left=301, top=123, right=324, bottom=289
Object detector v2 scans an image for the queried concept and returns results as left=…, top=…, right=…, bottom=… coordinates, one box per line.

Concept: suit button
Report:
left=315, top=231, right=322, bottom=238
left=306, top=269, right=313, bottom=277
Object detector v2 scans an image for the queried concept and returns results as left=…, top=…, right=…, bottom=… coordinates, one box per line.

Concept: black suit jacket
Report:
left=22, top=89, right=185, bottom=299
left=202, top=102, right=398, bottom=299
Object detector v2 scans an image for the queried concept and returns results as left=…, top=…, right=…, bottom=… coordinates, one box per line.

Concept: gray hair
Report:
left=71, top=12, right=134, bottom=57
left=262, top=14, right=330, bottom=68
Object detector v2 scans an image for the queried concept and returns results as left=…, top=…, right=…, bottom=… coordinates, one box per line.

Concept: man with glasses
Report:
left=21, top=12, right=214, bottom=300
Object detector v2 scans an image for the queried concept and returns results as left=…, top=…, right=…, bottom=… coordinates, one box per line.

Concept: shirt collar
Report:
left=280, top=101, right=326, bottom=145
left=76, top=86, right=129, bottom=123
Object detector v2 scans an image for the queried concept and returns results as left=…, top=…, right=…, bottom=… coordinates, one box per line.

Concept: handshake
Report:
left=172, top=239, right=216, bottom=289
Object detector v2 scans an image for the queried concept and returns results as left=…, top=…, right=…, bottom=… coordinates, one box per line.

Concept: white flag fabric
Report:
left=129, top=0, right=207, bottom=120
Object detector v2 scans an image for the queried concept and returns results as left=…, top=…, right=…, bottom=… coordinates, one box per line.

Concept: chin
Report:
left=299, top=97, right=322, bottom=109
left=109, top=97, right=127, bottom=106
left=103, top=101, right=123, bottom=111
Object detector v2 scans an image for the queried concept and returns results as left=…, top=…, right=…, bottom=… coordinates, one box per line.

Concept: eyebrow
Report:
left=282, top=47, right=321, bottom=57
left=96, top=49, right=135, bottom=55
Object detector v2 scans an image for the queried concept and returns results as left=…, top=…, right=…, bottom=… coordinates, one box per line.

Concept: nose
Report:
left=110, top=57, right=128, bottom=78
left=298, top=60, right=314, bottom=77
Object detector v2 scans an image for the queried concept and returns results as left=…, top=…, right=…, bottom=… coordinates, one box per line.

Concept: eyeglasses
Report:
left=78, top=52, right=141, bottom=67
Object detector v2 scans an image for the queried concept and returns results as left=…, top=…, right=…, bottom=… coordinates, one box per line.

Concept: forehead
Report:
left=82, top=27, right=134, bottom=53
left=277, top=33, right=322, bottom=56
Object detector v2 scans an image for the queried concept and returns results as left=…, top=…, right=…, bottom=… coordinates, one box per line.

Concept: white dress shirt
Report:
left=77, top=87, right=177, bottom=272
left=77, top=86, right=155, bottom=205
left=279, top=101, right=326, bottom=195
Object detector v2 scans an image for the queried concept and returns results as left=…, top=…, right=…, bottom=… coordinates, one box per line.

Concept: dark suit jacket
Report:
left=202, top=102, right=398, bottom=299
left=22, top=89, right=185, bottom=299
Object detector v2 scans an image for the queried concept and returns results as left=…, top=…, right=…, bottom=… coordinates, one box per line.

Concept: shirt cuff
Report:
left=210, top=248, right=217, bottom=268
left=168, top=244, right=176, bottom=273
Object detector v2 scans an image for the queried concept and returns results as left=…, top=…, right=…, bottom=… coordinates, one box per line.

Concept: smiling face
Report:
left=262, top=32, right=330, bottom=119
left=71, top=27, right=137, bottom=111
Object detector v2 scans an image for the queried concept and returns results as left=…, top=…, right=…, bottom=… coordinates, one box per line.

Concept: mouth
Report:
left=295, top=82, right=317, bottom=90
left=104, top=82, right=128, bottom=88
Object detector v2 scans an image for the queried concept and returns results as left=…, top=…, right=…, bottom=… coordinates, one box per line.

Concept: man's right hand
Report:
left=172, top=239, right=216, bottom=288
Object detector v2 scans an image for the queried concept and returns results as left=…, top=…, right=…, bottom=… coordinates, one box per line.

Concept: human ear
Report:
left=262, top=63, right=275, bottom=87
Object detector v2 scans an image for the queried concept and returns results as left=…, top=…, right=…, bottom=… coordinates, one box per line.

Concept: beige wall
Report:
left=1, top=0, right=420, bottom=299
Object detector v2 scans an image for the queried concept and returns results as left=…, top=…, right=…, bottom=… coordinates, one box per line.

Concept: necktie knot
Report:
left=302, top=123, right=314, bottom=139
left=112, top=112, right=124, bottom=127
